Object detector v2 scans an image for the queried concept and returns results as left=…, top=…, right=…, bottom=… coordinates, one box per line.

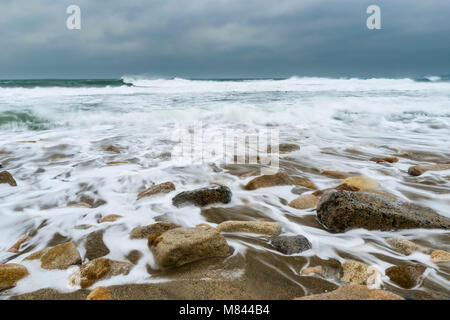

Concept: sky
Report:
left=0, top=0, right=449, bottom=79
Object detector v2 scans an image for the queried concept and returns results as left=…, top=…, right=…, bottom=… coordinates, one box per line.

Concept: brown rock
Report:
left=341, top=260, right=381, bottom=286
left=87, top=286, right=112, bottom=300
left=85, top=231, right=110, bottom=260
left=0, top=264, right=29, bottom=290
left=70, top=258, right=133, bottom=289
left=0, top=171, right=17, bottom=186
left=321, top=170, right=348, bottom=179
left=137, top=182, right=175, bottom=200
left=430, top=250, right=450, bottom=263
left=295, top=285, right=404, bottom=300
left=106, top=161, right=129, bottom=165
left=103, top=145, right=120, bottom=153
left=408, top=163, right=450, bottom=176
left=341, top=177, right=380, bottom=191
left=216, top=221, right=281, bottom=236
left=24, top=242, right=81, bottom=270
left=371, top=156, right=399, bottom=164
left=288, top=194, right=320, bottom=209
left=300, top=266, right=324, bottom=276
left=386, top=238, right=432, bottom=256
left=130, top=222, right=180, bottom=239
left=277, top=143, right=300, bottom=154
left=244, top=171, right=292, bottom=190
left=292, top=178, right=317, bottom=190
left=100, top=214, right=122, bottom=223
left=7, top=235, right=30, bottom=253
left=172, top=185, right=232, bottom=207
left=69, top=195, right=106, bottom=209
left=312, top=183, right=359, bottom=197
left=150, top=227, right=230, bottom=268
left=385, top=264, right=426, bottom=289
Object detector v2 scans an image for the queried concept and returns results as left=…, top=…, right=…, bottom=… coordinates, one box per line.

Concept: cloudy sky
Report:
left=0, top=0, right=449, bottom=79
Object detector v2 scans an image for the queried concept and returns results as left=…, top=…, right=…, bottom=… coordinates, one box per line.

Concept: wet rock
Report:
left=87, top=286, right=112, bottom=300
left=295, top=285, right=404, bottom=300
left=129, top=222, right=180, bottom=239
left=172, top=185, right=232, bottom=207
left=385, top=264, right=426, bottom=289
left=201, top=206, right=267, bottom=224
left=103, top=145, right=120, bottom=153
left=386, top=238, right=432, bottom=256
left=149, top=227, right=230, bottom=268
left=125, top=250, right=142, bottom=264
left=216, top=221, right=281, bottom=236
left=69, top=195, right=106, bottom=209
left=292, top=178, right=317, bottom=190
left=290, top=186, right=309, bottom=195
left=430, top=250, right=450, bottom=263
left=100, top=214, right=122, bottom=223
left=106, top=161, right=129, bottom=165
left=0, top=264, right=29, bottom=290
left=0, top=171, right=17, bottom=186
left=24, top=242, right=81, bottom=270
left=277, top=143, right=300, bottom=154
left=408, top=163, right=450, bottom=176
left=371, top=156, right=399, bottom=164
left=7, top=235, right=30, bottom=253
left=312, top=183, right=359, bottom=198
left=269, top=235, right=312, bottom=255
left=341, top=260, right=381, bottom=286
left=85, top=231, right=110, bottom=260
left=74, top=224, right=94, bottom=230
left=300, top=266, right=324, bottom=276
left=341, top=177, right=380, bottom=191
left=317, top=190, right=450, bottom=232
left=137, top=182, right=176, bottom=200
left=244, top=171, right=292, bottom=190
left=70, top=258, right=133, bottom=289
left=288, top=194, right=319, bottom=210
left=321, top=170, right=348, bottom=179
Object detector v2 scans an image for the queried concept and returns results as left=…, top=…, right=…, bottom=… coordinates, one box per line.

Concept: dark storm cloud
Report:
left=0, top=0, right=449, bottom=78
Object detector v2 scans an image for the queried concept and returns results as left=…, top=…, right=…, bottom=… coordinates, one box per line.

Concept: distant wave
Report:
left=0, top=79, right=130, bottom=88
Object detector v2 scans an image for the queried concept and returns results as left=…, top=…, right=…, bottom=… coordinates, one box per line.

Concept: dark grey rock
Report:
left=172, top=186, right=232, bottom=208
left=85, top=230, right=110, bottom=260
left=270, top=235, right=312, bottom=255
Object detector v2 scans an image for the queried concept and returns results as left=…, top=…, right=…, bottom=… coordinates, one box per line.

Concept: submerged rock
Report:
left=87, top=286, right=112, bottom=300
left=341, top=176, right=380, bottom=191
left=69, top=195, right=106, bottom=209
left=70, top=258, right=133, bottom=289
left=129, top=222, right=180, bottom=239
left=137, top=182, right=176, bottom=200
left=386, top=238, right=432, bottom=256
left=408, top=163, right=450, bottom=176
left=269, top=235, right=312, bottom=255
left=103, top=145, right=120, bottom=153
left=172, top=185, right=232, bottom=207
left=216, top=221, right=281, bottom=236
left=295, top=285, right=404, bottom=300
left=300, top=266, right=324, bottom=277
left=100, top=214, right=122, bottom=223
left=277, top=143, right=300, bottom=154
left=149, top=227, right=230, bottom=268
left=244, top=171, right=292, bottom=190
left=430, top=250, right=450, bottom=263
left=7, top=235, right=30, bottom=253
left=0, top=171, right=17, bottom=186
left=321, top=170, right=348, bottom=179
left=288, top=194, right=319, bottom=210
left=385, top=264, right=426, bottom=289
left=24, top=242, right=81, bottom=270
left=371, top=156, right=399, bottom=164
left=0, top=264, right=29, bottom=290
left=292, top=178, right=317, bottom=190
left=341, top=260, right=381, bottom=286
left=317, top=190, right=450, bottom=232
left=85, top=231, right=110, bottom=260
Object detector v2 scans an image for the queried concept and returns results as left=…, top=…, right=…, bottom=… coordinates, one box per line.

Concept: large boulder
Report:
left=137, top=182, right=175, bottom=200
left=0, top=264, right=29, bottom=290
left=24, top=242, right=81, bottom=270
left=317, top=190, right=450, bottom=232
left=295, top=285, right=404, bottom=300
left=216, top=221, right=281, bottom=236
left=149, top=227, right=230, bottom=268
left=244, top=171, right=292, bottom=190
left=172, top=186, right=232, bottom=207
left=408, top=163, right=450, bottom=176
left=130, top=222, right=180, bottom=239
left=0, top=171, right=17, bottom=186
left=269, top=235, right=312, bottom=254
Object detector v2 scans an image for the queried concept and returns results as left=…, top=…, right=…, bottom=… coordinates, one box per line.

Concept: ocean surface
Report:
left=0, top=76, right=449, bottom=299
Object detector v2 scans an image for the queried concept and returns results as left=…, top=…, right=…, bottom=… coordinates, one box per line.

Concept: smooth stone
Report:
left=137, top=182, right=176, bottom=200
left=317, top=190, right=450, bottom=232
left=371, top=156, right=399, bottom=163
left=0, top=171, right=17, bottom=186
left=386, top=238, right=432, bottom=256
left=300, top=266, right=324, bottom=276
left=292, top=178, right=317, bottom=190
left=129, top=222, right=180, bottom=239
left=288, top=194, right=319, bottom=209
left=321, top=170, right=348, bottom=179
left=24, top=242, right=81, bottom=270
left=277, top=143, right=300, bottom=154
left=295, top=285, right=404, bottom=300
left=408, top=163, right=450, bottom=176
left=341, top=176, right=380, bottom=191
left=312, top=183, right=359, bottom=197
left=86, top=286, right=112, bottom=300
left=0, top=264, right=29, bottom=290
left=103, top=145, right=120, bottom=153
left=201, top=206, right=268, bottom=224
left=341, top=260, right=381, bottom=286
left=216, top=221, right=281, bottom=236
left=430, top=250, right=450, bottom=263
left=7, top=235, right=30, bottom=253
left=269, top=235, right=312, bottom=255
left=244, top=171, right=292, bottom=190
left=100, top=214, right=122, bottom=223
left=172, top=185, right=232, bottom=207
left=85, top=231, right=110, bottom=260
left=385, top=264, right=426, bottom=289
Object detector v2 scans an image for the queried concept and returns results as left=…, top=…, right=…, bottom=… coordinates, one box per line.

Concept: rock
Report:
left=317, top=190, right=450, bottom=232
left=149, top=227, right=230, bottom=268
left=87, top=286, right=112, bottom=300
left=0, top=171, right=17, bottom=186
left=137, top=182, right=176, bottom=200
left=321, top=170, right=348, bottom=179
left=24, top=242, right=81, bottom=270
left=172, top=185, right=232, bottom=207
left=312, top=183, right=359, bottom=197
left=100, top=214, right=122, bottom=223
left=129, top=222, right=180, bottom=239
left=341, top=177, right=380, bottom=191
left=7, top=235, right=30, bottom=253
left=371, top=156, right=399, bottom=164
left=244, top=171, right=292, bottom=190
left=300, top=266, right=324, bottom=276
left=292, top=178, right=317, bottom=190
left=295, top=285, right=404, bottom=300
left=70, top=258, right=133, bottom=289
left=408, top=163, right=450, bottom=176
left=341, top=260, right=381, bottom=286
left=290, top=186, right=310, bottom=195
left=216, top=221, right=281, bottom=236
left=386, top=238, right=432, bottom=256
left=85, top=231, right=110, bottom=260
left=69, top=195, right=106, bottom=209
left=0, top=264, right=29, bottom=290
left=288, top=194, right=319, bottom=209
left=201, top=206, right=267, bottom=224
left=269, top=235, right=312, bottom=254
left=103, top=145, right=120, bottom=153
left=106, top=161, right=129, bottom=165
left=385, top=264, right=426, bottom=289
left=74, top=224, right=94, bottom=230
left=277, top=143, right=300, bottom=154
left=430, top=250, right=450, bottom=263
